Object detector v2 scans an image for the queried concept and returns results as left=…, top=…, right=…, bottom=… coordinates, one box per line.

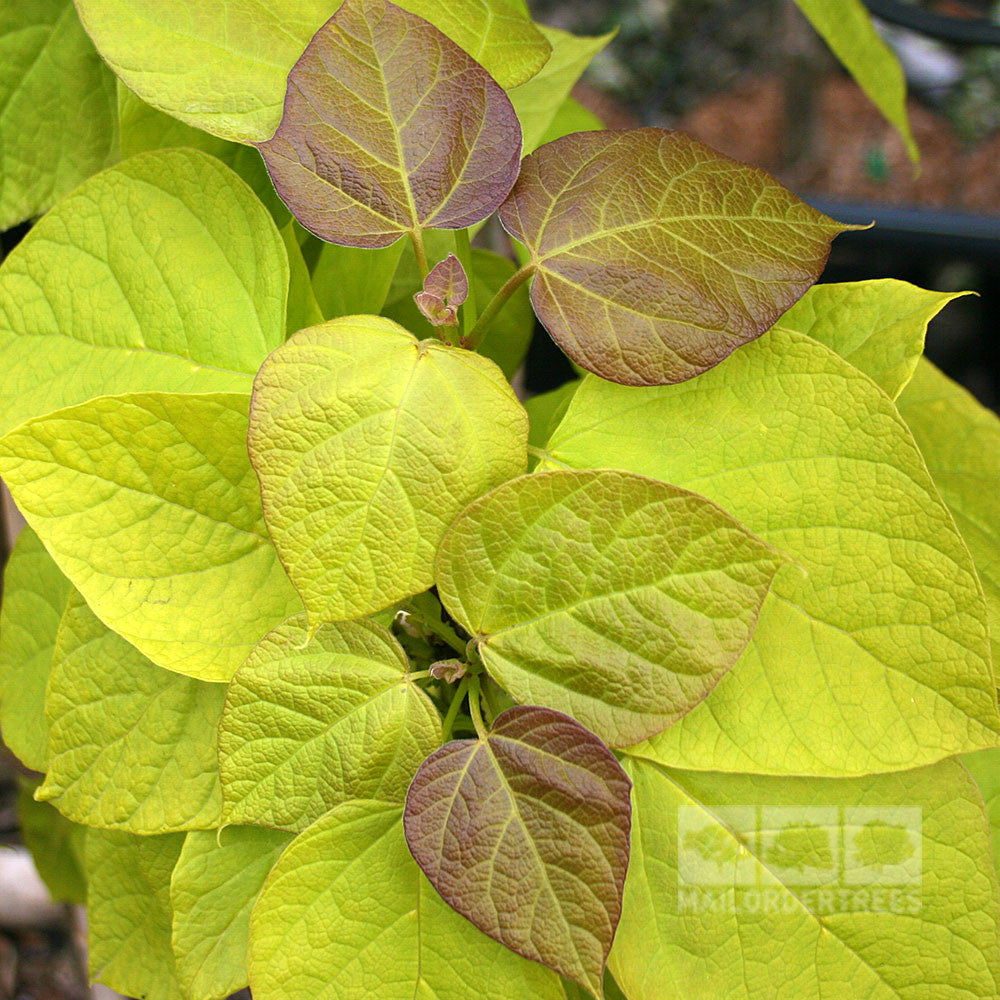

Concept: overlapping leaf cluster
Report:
left=0, top=2, right=998, bottom=1000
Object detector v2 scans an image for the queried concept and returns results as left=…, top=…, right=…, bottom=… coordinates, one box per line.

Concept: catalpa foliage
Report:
left=0, top=2, right=997, bottom=999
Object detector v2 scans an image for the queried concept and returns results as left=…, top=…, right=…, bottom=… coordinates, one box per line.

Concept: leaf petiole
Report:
left=468, top=674, right=489, bottom=739
left=440, top=676, right=470, bottom=743
left=410, top=228, right=430, bottom=279
left=462, top=263, right=535, bottom=351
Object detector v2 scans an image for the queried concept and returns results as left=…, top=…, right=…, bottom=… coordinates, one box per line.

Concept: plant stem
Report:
left=406, top=669, right=433, bottom=681
left=468, top=674, right=488, bottom=739
left=454, top=228, right=478, bottom=335
left=403, top=593, right=467, bottom=656
left=410, top=228, right=430, bottom=279
left=440, top=677, right=470, bottom=742
left=462, top=263, right=534, bottom=351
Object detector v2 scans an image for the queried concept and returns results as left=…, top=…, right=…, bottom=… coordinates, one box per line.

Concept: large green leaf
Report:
left=171, top=826, right=292, bottom=1000
left=405, top=706, right=632, bottom=998
left=279, top=221, right=324, bottom=336
left=0, top=148, right=287, bottom=437
left=249, top=800, right=566, bottom=1000
left=499, top=129, right=852, bottom=386
left=248, top=316, right=527, bottom=625
left=609, top=756, right=1000, bottom=999
left=117, top=83, right=289, bottom=226
left=17, top=780, right=87, bottom=905
left=219, top=615, right=440, bottom=831
left=76, top=0, right=550, bottom=144
left=0, top=526, right=72, bottom=771
left=543, top=328, right=999, bottom=774
left=509, top=24, right=614, bottom=154
left=965, top=751, right=1000, bottom=874
left=898, top=360, right=1000, bottom=667
left=778, top=280, right=965, bottom=400
left=794, top=0, right=917, bottom=162
left=259, top=0, right=522, bottom=248
left=539, top=98, right=604, bottom=146
left=0, top=0, right=118, bottom=230
left=86, top=828, right=185, bottom=1000
left=435, top=469, right=785, bottom=747
left=38, top=591, right=225, bottom=832
left=0, top=392, right=302, bottom=681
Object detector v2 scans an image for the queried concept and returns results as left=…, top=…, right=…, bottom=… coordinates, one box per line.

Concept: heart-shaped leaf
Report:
left=498, top=128, right=853, bottom=386
left=435, top=469, right=786, bottom=746
left=219, top=614, right=440, bottom=831
left=259, top=0, right=522, bottom=248
left=248, top=316, right=527, bottom=625
left=404, top=705, right=632, bottom=998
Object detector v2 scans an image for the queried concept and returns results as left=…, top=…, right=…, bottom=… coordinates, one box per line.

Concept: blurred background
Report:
left=522, top=0, right=1000, bottom=409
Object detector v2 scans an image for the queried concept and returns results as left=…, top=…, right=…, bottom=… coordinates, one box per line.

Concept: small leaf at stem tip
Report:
left=415, top=254, right=470, bottom=328
left=258, top=0, right=522, bottom=248
left=498, top=128, right=860, bottom=386
left=404, top=705, right=632, bottom=999
left=429, top=659, right=467, bottom=683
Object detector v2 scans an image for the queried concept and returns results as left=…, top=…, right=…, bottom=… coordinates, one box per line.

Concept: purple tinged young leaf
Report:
left=258, top=0, right=523, bottom=248
left=415, top=253, right=469, bottom=328
left=498, top=128, right=858, bottom=386
left=428, top=658, right=467, bottom=683
left=404, top=705, right=632, bottom=999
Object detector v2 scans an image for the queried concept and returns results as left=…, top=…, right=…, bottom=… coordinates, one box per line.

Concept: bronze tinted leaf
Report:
left=404, top=705, right=632, bottom=999
left=415, top=253, right=468, bottom=328
left=499, top=128, right=854, bottom=386
left=259, top=0, right=522, bottom=248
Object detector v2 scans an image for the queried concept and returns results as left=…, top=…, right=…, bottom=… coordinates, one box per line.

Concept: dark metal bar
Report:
left=804, top=195, right=1000, bottom=259
left=862, top=0, right=1000, bottom=47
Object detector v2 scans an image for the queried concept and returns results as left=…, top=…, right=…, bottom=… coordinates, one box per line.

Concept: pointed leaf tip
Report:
left=498, top=128, right=853, bottom=386
left=259, top=0, right=523, bottom=248
left=404, top=705, right=632, bottom=997
left=415, top=254, right=469, bottom=328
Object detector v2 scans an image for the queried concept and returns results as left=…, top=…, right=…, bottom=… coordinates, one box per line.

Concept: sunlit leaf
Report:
left=794, top=0, right=918, bottom=162
left=509, top=23, right=614, bottom=154
left=0, top=392, right=302, bottom=681
left=778, top=279, right=966, bottom=399
left=0, top=0, right=117, bottom=230
left=898, top=359, right=1000, bottom=667
left=249, top=800, right=565, bottom=1000
left=405, top=705, right=631, bottom=997
left=171, top=826, right=292, bottom=1000
left=39, top=591, right=226, bottom=833
left=219, top=614, right=440, bottom=831
left=86, top=828, right=186, bottom=1000
left=0, top=149, right=288, bottom=437
left=610, top=756, right=1000, bottom=999
left=543, top=328, right=999, bottom=774
left=259, top=0, right=522, bottom=248
left=0, top=526, right=72, bottom=771
left=415, top=253, right=468, bottom=329
left=76, top=0, right=549, bottom=144
left=499, top=128, right=852, bottom=386
left=249, top=316, right=527, bottom=624
left=435, top=469, right=785, bottom=746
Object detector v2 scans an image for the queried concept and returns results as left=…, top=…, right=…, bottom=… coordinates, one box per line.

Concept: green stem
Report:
left=468, top=675, right=488, bottom=739
left=403, top=594, right=467, bottom=656
left=454, top=229, right=478, bottom=336
left=440, top=677, right=470, bottom=743
left=410, top=229, right=430, bottom=279
left=406, top=669, right=433, bottom=681
left=463, top=264, right=534, bottom=351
